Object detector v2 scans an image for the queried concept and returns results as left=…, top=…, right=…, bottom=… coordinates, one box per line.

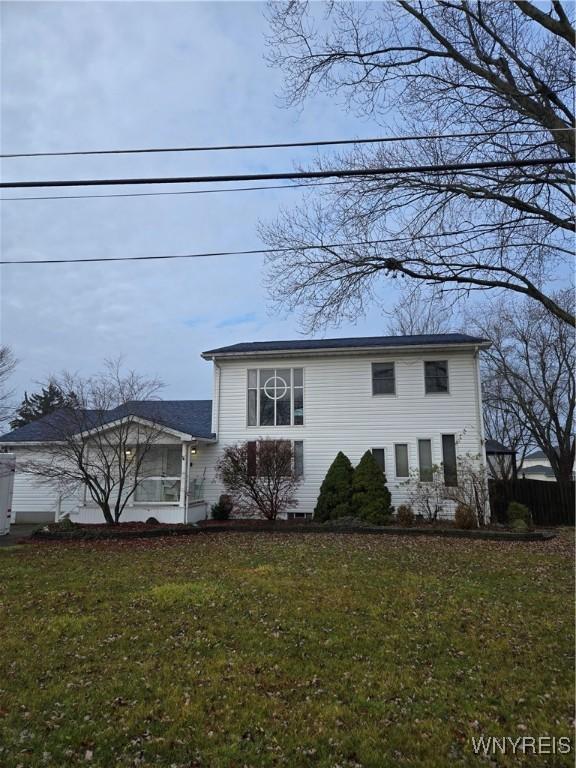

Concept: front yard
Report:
left=0, top=531, right=573, bottom=767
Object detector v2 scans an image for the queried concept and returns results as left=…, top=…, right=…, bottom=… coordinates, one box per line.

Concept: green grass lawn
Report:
left=0, top=531, right=573, bottom=767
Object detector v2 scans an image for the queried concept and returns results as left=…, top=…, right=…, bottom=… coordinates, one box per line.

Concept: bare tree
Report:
left=470, top=290, right=575, bottom=482
left=263, top=2, right=575, bottom=329
left=21, top=359, right=166, bottom=524
left=483, top=376, right=533, bottom=479
left=217, top=439, right=301, bottom=520
left=384, top=285, right=454, bottom=335
left=0, top=346, right=17, bottom=426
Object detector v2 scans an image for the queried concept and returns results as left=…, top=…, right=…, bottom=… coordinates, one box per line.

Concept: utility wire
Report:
left=0, top=156, right=571, bottom=190
left=0, top=179, right=346, bottom=203
left=1, top=127, right=572, bottom=159
left=0, top=236, right=412, bottom=266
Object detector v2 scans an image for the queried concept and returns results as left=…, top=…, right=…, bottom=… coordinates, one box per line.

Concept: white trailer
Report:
left=0, top=454, right=16, bottom=535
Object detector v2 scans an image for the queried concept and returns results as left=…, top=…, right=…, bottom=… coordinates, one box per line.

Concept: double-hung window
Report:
left=247, top=368, right=304, bottom=426
left=372, top=362, right=395, bottom=395
left=394, top=444, right=409, bottom=478
left=442, top=434, right=458, bottom=486
left=135, top=445, right=182, bottom=503
left=424, top=361, right=449, bottom=394
left=418, top=439, right=433, bottom=482
left=246, top=439, right=304, bottom=478
left=371, top=448, right=386, bottom=473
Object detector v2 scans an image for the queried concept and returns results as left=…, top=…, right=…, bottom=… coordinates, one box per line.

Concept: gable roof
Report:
left=202, top=333, right=490, bottom=358
left=485, top=439, right=515, bottom=455
left=0, top=400, right=214, bottom=444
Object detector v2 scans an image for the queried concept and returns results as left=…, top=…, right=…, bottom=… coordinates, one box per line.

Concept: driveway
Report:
left=0, top=524, right=38, bottom=547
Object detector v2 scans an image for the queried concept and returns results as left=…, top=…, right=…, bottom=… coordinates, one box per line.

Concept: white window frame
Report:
left=417, top=438, right=434, bottom=483
left=371, top=361, right=397, bottom=396
left=423, top=359, right=450, bottom=395
left=247, top=367, right=304, bottom=427
left=394, top=443, right=410, bottom=479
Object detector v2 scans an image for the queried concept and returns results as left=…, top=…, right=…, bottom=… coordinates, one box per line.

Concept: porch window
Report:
left=247, top=368, right=304, bottom=426
left=135, top=445, right=182, bottom=503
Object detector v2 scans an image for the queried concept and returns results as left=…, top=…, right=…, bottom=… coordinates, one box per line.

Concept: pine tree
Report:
left=314, top=451, right=354, bottom=521
left=10, top=383, right=79, bottom=429
left=351, top=450, right=392, bottom=524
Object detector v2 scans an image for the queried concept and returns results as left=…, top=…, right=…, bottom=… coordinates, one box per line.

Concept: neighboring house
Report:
left=520, top=449, right=574, bottom=482
left=0, top=333, right=491, bottom=524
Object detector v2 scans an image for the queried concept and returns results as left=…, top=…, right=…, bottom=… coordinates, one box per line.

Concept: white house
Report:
left=0, top=333, right=491, bottom=524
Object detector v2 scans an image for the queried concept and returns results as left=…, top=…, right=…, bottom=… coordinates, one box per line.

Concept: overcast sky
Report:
left=1, top=1, right=400, bottom=404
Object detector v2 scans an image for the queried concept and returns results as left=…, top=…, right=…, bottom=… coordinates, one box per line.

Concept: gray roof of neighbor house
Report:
left=202, top=333, right=490, bottom=357
left=525, top=448, right=556, bottom=460
left=0, top=400, right=214, bottom=444
left=485, top=439, right=516, bottom=455
left=521, top=464, right=555, bottom=477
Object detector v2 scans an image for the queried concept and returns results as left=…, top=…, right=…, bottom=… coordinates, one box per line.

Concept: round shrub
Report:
left=396, top=504, right=414, bottom=527
left=454, top=503, right=478, bottom=530
left=145, top=517, right=160, bottom=526
left=510, top=518, right=529, bottom=531
left=506, top=501, right=532, bottom=527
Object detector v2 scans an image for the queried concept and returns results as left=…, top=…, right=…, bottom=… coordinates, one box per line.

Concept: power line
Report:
left=1, top=127, right=572, bottom=159
left=0, top=236, right=407, bottom=266
left=0, top=179, right=346, bottom=203
left=0, top=156, right=570, bottom=190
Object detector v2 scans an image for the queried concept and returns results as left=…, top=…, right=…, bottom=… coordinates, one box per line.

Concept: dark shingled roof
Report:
left=485, top=439, right=516, bottom=455
left=0, top=400, right=214, bottom=444
left=203, top=333, right=489, bottom=357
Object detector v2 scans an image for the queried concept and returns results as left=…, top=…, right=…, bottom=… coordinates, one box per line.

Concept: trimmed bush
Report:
left=314, top=452, right=354, bottom=521
left=507, top=501, right=532, bottom=527
left=510, top=518, right=529, bottom=531
left=211, top=494, right=234, bottom=521
left=396, top=504, right=414, bottom=527
left=351, top=451, right=392, bottom=525
left=454, top=503, right=478, bottom=530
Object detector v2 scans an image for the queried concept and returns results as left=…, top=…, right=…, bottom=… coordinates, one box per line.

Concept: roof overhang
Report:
left=202, top=341, right=492, bottom=361
left=0, top=415, right=217, bottom=448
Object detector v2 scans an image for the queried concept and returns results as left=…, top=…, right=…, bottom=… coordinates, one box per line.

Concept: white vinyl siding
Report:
left=205, top=348, right=485, bottom=518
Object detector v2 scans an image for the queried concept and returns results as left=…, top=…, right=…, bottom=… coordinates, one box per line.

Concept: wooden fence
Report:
left=489, top=478, right=575, bottom=526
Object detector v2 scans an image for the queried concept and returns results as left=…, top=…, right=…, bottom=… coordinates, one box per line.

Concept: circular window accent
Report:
left=263, top=374, right=289, bottom=401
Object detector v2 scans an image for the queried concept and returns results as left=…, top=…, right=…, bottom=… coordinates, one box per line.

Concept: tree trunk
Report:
left=99, top=502, right=115, bottom=525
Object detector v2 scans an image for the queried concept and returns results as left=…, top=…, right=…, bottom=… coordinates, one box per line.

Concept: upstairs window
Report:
left=424, top=360, right=449, bottom=394
left=372, top=362, right=395, bottom=395
left=247, top=368, right=304, bottom=426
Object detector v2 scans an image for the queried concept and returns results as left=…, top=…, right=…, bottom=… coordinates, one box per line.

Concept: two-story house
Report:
left=0, top=333, right=490, bottom=524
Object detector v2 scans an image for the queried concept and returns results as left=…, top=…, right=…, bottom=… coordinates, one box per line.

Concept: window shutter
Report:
left=247, top=441, right=257, bottom=477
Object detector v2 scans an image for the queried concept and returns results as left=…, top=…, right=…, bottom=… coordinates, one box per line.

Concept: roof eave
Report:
left=202, top=340, right=492, bottom=360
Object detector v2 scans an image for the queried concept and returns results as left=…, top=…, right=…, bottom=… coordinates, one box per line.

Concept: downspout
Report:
left=213, top=359, right=221, bottom=439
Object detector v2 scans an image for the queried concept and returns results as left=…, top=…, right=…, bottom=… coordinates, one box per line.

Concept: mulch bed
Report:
left=30, top=519, right=556, bottom=542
